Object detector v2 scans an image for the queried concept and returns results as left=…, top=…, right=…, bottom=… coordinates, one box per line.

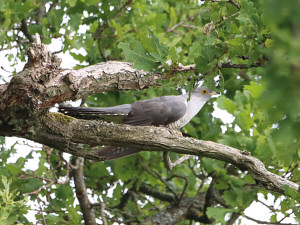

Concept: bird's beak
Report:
left=209, top=91, right=220, bottom=96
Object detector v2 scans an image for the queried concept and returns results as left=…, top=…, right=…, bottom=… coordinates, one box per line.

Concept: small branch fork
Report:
left=163, top=151, right=192, bottom=170
left=19, top=148, right=71, bottom=195
left=143, top=166, right=180, bottom=202
left=166, top=11, right=205, bottom=33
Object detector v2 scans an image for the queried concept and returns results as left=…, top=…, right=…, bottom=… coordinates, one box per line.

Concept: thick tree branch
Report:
left=3, top=113, right=295, bottom=194
left=0, top=60, right=158, bottom=109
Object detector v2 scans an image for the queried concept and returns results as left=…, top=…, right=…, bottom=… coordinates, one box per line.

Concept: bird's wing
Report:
left=122, top=95, right=187, bottom=126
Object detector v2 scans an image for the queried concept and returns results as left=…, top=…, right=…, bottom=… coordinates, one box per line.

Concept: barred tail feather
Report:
left=96, top=146, right=141, bottom=160
left=58, top=105, right=131, bottom=120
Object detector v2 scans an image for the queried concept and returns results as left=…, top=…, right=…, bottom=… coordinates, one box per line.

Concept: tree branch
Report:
left=172, top=60, right=266, bottom=73
left=6, top=113, right=296, bottom=194
left=20, top=19, right=35, bottom=43
left=138, top=184, right=176, bottom=202
left=243, top=214, right=298, bottom=225
left=163, top=151, right=192, bottom=170
left=73, top=157, right=97, bottom=225
left=166, top=11, right=204, bottom=33
left=226, top=212, right=241, bottom=225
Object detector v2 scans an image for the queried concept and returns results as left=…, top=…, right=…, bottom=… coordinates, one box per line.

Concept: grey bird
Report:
left=59, top=86, right=218, bottom=160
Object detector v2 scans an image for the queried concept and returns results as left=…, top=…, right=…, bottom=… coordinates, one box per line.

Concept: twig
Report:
left=20, top=19, right=35, bottom=43
left=228, top=0, right=241, bottom=10
left=104, top=207, right=140, bottom=222
left=143, top=166, right=179, bottom=202
left=226, top=212, right=241, bottom=225
left=278, top=209, right=299, bottom=223
left=163, top=151, right=192, bottom=170
left=139, top=194, right=161, bottom=211
left=20, top=151, right=71, bottom=195
left=138, top=183, right=176, bottom=202
left=218, top=60, right=265, bottom=69
left=257, top=199, right=277, bottom=212
left=188, top=159, right=207, bottom=181
left=243, top=214, right=298, bottom=225
left=94, top=0, right=133, bottom=39
left=113, top=0, right=133, bottom=19
left=283, top=163, right=298, bottom=179
left=166, top=174, right=189, bottom=203
left=52, top=49, right=64, bottom=55
left=100, top=202, right=108, bottom=225
left=112, top=188, right=133, bottom=209
left=166, top=11, right=204, bottom=33
left=37, top=195, right=47, bottom=225
left=0, top=40, right=29, bottom=51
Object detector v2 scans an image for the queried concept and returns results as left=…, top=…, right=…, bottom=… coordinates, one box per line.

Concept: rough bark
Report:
left=0, top=36, right=298, bottom=198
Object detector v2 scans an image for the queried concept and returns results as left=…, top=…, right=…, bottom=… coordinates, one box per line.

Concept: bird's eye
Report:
left=201, top=89, right=207, bottom=94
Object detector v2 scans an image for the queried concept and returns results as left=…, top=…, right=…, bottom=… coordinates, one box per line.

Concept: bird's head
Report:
left=193, top=86, right=220, bottom=101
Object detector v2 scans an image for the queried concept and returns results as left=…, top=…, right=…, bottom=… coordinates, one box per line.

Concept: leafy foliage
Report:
left=118, top=27, right=168, bottom=70
left=0, top=0, right=300, bottom=224
left=0, top=175, right=29, bottom=224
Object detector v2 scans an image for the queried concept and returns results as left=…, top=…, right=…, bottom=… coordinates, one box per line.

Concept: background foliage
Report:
left=0, top=0, right=299, bottom=224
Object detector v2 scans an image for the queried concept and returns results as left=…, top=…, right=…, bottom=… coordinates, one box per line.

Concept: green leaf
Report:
left=270, top=214, right=277, bottom=223
left=244, top=174, right=256, bottom=184
left=217, top=96, right=236, bottom=114
left=235, top=104, right=254, bottom=130
left=55, top=185, right=74, bottom=200
left=69, top=13, right=82, bottom=31
left=244, top=81, right=265, bottom=99
left=118, top=42, right=159, bottom=71
left=195, top=56, right=212, bottom=74
left=146, top=27, right=167, bottom=56
left=223, top=187, right=243, bottom=207
left=206, top=207, right=232, bottom=222
left=85, top=0, right=99, bottom=6
left=66, top=204, right=80, bottom=223
left=5, top=164, right=22, bottom=176
left=66, top=0, right=77, bottom=7
left=168, top=7, right=176, bottom=29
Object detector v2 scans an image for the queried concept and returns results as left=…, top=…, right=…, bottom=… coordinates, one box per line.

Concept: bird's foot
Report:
left=168, top=128, right=182, bottom=137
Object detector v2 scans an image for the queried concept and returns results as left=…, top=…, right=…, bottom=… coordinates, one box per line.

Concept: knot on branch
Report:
left=24, top=33, right=61, bottom=70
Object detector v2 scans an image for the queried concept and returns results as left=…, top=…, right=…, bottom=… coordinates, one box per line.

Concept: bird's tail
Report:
left=58, top=105, right=131, bottom=120
left=96, top=146, right=141, bottom=160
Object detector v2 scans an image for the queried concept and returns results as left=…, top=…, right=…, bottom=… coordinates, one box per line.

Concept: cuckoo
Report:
left=59, top=86, right=218, bottom=160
